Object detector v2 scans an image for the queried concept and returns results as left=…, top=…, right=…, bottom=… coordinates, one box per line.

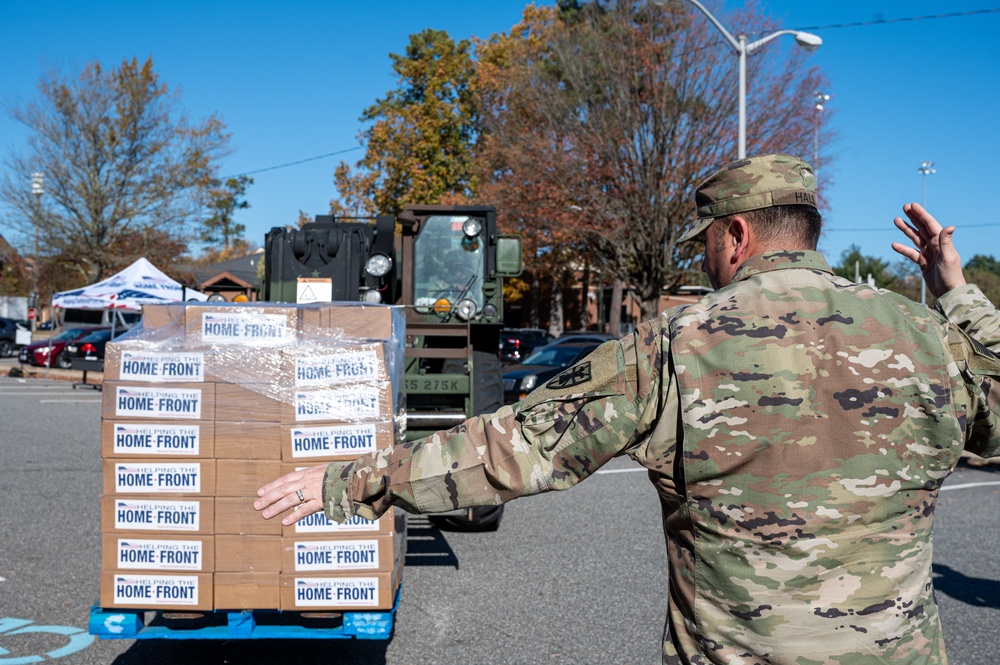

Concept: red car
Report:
left=18, top=327, right=110, bottom=368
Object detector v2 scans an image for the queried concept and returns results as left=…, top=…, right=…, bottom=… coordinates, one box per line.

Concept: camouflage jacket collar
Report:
left=732, top=250, right=833, bottom=283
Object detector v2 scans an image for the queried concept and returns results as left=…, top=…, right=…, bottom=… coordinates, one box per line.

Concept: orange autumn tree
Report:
left=332, top=29, right=479, bottom=216
left=476, top=0, right=832, bottom=323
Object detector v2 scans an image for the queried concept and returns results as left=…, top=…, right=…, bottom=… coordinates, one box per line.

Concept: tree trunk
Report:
left=527, top=272, right=540, bottom=328
left=608, top=278, right=623, bottom=337
left=640, top=293, right=660, bottom=323
left=548, top=272, right=564, bottom=338
left=579, top=262, right=591, bottom=330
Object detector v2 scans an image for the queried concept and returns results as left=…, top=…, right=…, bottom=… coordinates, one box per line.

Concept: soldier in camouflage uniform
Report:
left=257, top=154, right=1000, bottom=665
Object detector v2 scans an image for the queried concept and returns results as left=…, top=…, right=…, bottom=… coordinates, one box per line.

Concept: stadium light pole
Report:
left=813, top=91, right=830, bottom=171
left=654, top=0, right=822, bottom=158
left=917, top=160, right=936, bottom=305
left=30, top=172, right=44, bottom=332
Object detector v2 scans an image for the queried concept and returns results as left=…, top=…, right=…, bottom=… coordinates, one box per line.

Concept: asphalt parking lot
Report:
left=0, top=370, right=998, bottom=664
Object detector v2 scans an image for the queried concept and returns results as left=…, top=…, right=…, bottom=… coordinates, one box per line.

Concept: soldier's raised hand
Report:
left=891, top=202, right=966, bottom=299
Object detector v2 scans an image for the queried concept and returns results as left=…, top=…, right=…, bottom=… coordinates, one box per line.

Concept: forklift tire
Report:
left=431, top=351, right=505, bottom=532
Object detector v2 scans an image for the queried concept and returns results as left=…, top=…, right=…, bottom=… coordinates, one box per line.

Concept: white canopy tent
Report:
left=52, top=257, right=207, bottom=316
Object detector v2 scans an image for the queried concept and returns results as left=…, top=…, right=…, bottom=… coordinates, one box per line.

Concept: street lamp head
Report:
left=794, top=32, right=823, bottom=52
left=918, top=161, right=936, bottom=176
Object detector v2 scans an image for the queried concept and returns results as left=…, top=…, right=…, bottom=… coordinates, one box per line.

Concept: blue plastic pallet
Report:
left=88, top=586, right=400, bottom=640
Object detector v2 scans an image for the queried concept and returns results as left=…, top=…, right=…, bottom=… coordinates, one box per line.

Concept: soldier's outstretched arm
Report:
left=318, top=336, right=660, bottom=523
left=892, top=202, right=1000, bottom=349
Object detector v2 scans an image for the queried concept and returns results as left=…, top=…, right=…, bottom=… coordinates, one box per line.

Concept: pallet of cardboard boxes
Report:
left=98, top=301, right=406, bottom=614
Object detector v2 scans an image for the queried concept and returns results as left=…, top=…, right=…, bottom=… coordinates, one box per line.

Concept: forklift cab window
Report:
left=413, top=216, right=484, bottom=311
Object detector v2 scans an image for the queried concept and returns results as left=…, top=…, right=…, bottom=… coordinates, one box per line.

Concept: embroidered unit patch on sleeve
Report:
left=546, top=361, right=593, bottom=389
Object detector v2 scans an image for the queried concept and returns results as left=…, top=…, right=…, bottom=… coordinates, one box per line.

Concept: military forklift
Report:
left=263, top=205, right=522, bottom=531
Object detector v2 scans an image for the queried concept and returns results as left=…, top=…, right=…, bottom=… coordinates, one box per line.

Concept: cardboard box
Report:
left=201, top=345, right=287, bottom=385
left=214, top=421, right=282, bottom=459
left=100, top=571, right=212, bottom=611
left=214, top=497, right=282, bottom=536
left=103, top=459, right=216, bottom=496
left=185, top=304, right=298, bottom=345
left=279, top=570, right=398, bottom=611
left=140, top=303, right=185, bottom=332
left=280, top=420, right=396, bottom=462
left=103, top=382, right=215, bottom=421
left=281, top=533, right=398, bottom=573
left=102, top=534, right=213, bottom=572
left=282, top=506, right=404, bottom=538
left=215, top=535, right=282, bottom=573
left=104, top=345, right=212, bottom=383
left=215, top=383, right=284, bottom=423
left=101, top=420, right=215, bottom=458
left=102, top=496, right=214, bottom=534
left=214, top=572, right=280, bottom=610
left=215, top=459, right=283, bottom=497
left=282, top=383, right=396, bottom=424
left=299, top=303, right=403, bottom=341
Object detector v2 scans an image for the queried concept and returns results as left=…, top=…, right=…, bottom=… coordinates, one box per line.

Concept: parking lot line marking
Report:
left=941, top=480, right=1000, bottom=492
left=0, top=392, right=91, bottom=397
left=39, top=399, right=101, bottom=403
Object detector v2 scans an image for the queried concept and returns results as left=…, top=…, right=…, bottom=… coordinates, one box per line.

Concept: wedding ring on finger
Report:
left=296, top=489, right=305, bottom=503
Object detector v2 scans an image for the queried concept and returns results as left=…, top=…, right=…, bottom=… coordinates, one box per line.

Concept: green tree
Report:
left=963, top=254, right=1000, bottom=306
left=964, top=254, right=1000, bottom=276
left=833, top=245, right=898, bottom=289
left=201, top=175, right=252, bottom=251
left=332, top=29, right=478, bottom=216
left=0, top=57, right=231, bottom=287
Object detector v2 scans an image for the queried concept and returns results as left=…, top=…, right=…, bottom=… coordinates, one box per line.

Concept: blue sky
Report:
left=2, top=1, right=999, bottom=269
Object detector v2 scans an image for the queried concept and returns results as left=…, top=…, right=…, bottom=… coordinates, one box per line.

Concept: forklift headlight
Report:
left=462, top=218, right=482, bottom=238
left=362, top=289, right=382, bottom=303
left=365, top=253, right=393, bottom=277
left=454, top=298, right=477, bottom=321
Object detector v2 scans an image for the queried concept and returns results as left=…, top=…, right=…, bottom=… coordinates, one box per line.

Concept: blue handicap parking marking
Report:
left=0, top=617, right=95, bottom=662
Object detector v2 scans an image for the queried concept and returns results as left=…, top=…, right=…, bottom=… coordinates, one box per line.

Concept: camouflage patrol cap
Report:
left=678, top=154, right=817, bottom=243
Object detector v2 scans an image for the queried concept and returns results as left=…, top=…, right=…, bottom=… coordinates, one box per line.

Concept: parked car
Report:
left=59, top=307, right=141, bottom=330
left=0, top=317, right=24, bottom=357
left=551, top=331, right=616, bottom=346
left=499, top=328, right=555, bottom=364
left=501, top=342, right=600, bottom=404
left=64, top=328, right=130, bottom=362
left=19, top=327, right=110, bottom=368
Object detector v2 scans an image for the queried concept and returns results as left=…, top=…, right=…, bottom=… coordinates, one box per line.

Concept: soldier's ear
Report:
left=728, top=215, right=751, bottom=261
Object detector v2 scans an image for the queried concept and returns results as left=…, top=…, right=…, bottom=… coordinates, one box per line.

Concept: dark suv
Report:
left=0, top=317, right=26, bottom=358
left=499, top=328, right=554, bottom=364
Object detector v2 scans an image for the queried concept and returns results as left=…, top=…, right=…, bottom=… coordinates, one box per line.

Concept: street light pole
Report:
left=656, top=0, right=822, bottom=158
left=30, top=172, right=44, bottom=332
left=917, top=161, right=936, bottom=306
